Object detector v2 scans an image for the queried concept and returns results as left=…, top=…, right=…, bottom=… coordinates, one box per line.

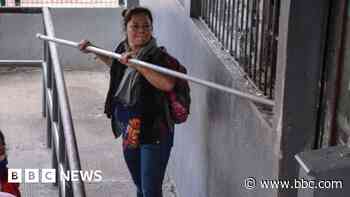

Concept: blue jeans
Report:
left=123, top=142, right=172, bottom=197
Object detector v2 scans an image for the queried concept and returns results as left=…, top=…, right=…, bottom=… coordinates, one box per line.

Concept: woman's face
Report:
left=126, top=13, right=153, bottom=50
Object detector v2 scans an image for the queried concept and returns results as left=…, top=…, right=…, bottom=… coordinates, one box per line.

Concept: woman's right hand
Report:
left=78, top=39, right=93, bottom=54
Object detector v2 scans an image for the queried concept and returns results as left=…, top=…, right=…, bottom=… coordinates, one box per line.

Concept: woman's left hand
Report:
left=119, top=51, right=175, bottom=92
left=119, top=52, right=139, bottom=69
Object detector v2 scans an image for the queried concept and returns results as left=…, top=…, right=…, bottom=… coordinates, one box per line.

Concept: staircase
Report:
left=0, top=6, right=178, bottom=197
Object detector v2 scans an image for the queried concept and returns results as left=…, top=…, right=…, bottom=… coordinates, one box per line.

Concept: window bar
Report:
left=252, top=0, right=258, bottom=79
left=258, top=0, right=264, bottom=90
left=233, top=0, right=240, bottom=58
left=221, top=0, right=228, bottom=46
left=246, top=0, right=253, bottom=77
left=269, top=0, right=280, bottom=98
left=248, top=0, right=255, bottom=78
left=218, top=0, right=223, bottom=43
left=240, top=0, right=244, bottom=66
left=217, top=0, right=222, bottom=40
left=243, top=0, right=250, bottom=72
left=217, top=0, right=222, bottom=37
left=209, top=0, right=214, bottom=29
left=214, top=0, right=220, bottom=37
left=212, top=0, right=216, bottom=34
left=207, top=0, right=211, bottom=24
left=233, top=0, right=239, bottom=58
left=219, top=0, right=225, bottom=43
left=266, top=0, right=275, bottom=97
left=270, top=1, right=276, bottom=96
left=262, top=0, right=271, bottom=95
left=212, top=0, right=217, bottom=31
left=201, top=0, right=204, bottom=20
left=202, top=0, right=205, bottom=21
left=206, top=0, right=210, bottom=22
left=263, top=0, right=271, bottom=95
left=200, top=0, right=204, bottom=19
left=238, top=0, right=244, bottom=61
left=229, top=0, right=237, bottom=55
left=242, top=0, right=247, bottom=69
left=225, top=0, right=233, bottom=49
left=206, top=0, right=211, bottom=24
left=254, top=0, right=261, bottom=82
left=271, top=0, right=277, bottom=97
left=204, top=0, right=208, bottom=23
left=202, top=0, right=207, bottom=22
left=221, top=0, right=225, bottom=46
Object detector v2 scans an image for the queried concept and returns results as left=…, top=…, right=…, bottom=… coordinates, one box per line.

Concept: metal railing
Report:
left=0, top=39, right=85, bottom=197
left=0, top=7, right=88, bottom=197
left=42, top=7, right=86, bottom=197
left=200, top=0, right=280, bottom=99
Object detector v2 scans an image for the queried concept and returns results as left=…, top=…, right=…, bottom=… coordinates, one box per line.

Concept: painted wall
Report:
left=0, top=8, right=124, bottom=69
left=139, top=0, right=279, bottom=197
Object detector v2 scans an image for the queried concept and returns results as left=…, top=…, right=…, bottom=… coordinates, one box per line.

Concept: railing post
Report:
left=46, top=105, right=52, bottom=149
left=42, top=39, right=48, bottom=118
left=43, top=25, right=48, bottom=118
left=52, top=75, right=58, bottom=122
left=57, top=113, right=66, bottom=195
left=46, top=43, right=53, bottom=149
left=52, top=132, right=58, bottom=186
left=64, top=152, right=72, bottom=197
left=42, top=63, right=47, bottom=118
left=47, top=48, right=52, bottom=90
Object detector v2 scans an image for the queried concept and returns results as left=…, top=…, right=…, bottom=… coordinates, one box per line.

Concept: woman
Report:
left=79, top=6, right=186, bottom=197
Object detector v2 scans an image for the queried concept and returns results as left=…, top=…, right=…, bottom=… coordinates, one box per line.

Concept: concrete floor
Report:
left=0, top=66, right=177, bottom=197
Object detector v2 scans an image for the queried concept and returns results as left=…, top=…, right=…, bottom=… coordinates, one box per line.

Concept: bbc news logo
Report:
left=8, top=169, right=103, bottom=183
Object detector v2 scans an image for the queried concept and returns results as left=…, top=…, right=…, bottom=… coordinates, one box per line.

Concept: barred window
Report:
left=200, top=0, right=280, bottom=99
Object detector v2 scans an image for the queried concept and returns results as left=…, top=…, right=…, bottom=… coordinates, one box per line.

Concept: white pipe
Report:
left=36, top=33, right=275, bottom=107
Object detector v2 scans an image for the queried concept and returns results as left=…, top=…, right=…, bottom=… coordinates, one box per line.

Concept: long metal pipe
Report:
left=36, top=33, right=275, bottom=107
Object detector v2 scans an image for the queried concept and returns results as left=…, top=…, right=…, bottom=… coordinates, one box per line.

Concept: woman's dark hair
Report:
left=0, top=130, right=5, bottom=146
left=122, top=6, right=153, bottom=31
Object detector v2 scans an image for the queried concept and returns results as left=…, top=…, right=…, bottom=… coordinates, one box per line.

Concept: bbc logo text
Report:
left=8, top=168, right=103, bottom=183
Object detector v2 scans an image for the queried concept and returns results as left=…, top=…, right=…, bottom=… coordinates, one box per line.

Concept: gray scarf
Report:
left=114, top=37, right=159, bottom=106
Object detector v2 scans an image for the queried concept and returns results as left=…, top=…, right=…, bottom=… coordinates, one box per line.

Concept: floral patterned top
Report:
left=105, top=41, right=180, bottom=148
